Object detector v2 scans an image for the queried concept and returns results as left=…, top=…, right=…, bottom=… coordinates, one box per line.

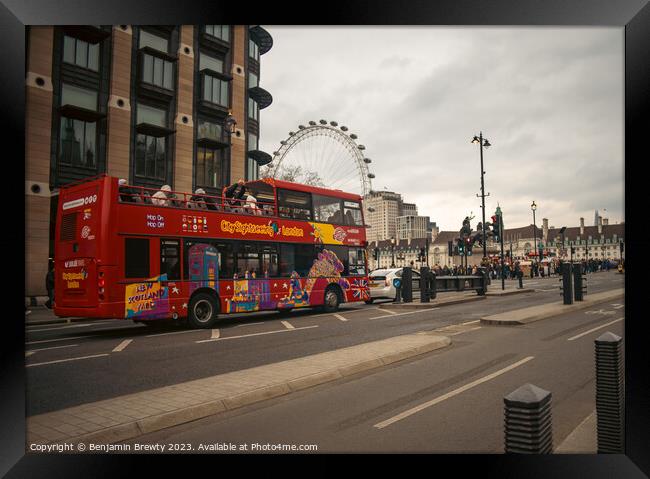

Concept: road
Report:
left=125, top=286, right=624, bottom=452
left=26, top=272, right=623, bottom=417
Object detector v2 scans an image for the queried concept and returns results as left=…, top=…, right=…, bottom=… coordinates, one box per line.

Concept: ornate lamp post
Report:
left=390, top=237, right=396, bottom=268
left=224, top=111, right=237, bottom=135
left=472, top=133, right=491, bottom=259
left=531, top=201, right=538, bottom=269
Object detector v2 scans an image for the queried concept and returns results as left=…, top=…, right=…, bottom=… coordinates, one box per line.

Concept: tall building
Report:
left=396, top=215, right=430, bottom=241
left=25, top=25, right=273, bottom=302
left=402, top=202, right=417, bottom=217
left=363, top=190, right=404, bottom=244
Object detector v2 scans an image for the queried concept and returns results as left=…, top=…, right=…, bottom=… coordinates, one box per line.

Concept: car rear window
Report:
left=370, top=275, right=386, bottom=281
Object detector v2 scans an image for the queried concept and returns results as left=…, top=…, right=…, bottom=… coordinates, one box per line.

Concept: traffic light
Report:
left=448, top=240, right=454, bottom=257
left=419, top=247, right=426, bottom=262
left=619, top=241, right=624, bottom=253
left=492, top=214, right=502, bottom=243
left=457, top=238, right=465, bottom=255
left=373, top=248, right=379, bottom=261
left=466, top=237, right=473, bottom=256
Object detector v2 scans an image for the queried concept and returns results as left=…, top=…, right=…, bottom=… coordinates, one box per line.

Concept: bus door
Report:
left=188, top=243, right=220, bottom=295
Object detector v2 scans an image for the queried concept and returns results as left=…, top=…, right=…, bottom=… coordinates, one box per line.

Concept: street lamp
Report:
left=224, top=111, right=237, bottom=135
left=472, top=132, right=491, bottom=259
left=531, top=201, right=538, bottom=273
left=559, top=226, right=567, bottom=260
left=390, top=237, right=396, bottom=268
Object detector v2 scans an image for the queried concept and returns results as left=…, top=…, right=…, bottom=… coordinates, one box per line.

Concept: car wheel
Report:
left=322, top=286, right=341, bottom=313
left=188, top=292, right=219, bottom=329
left=364, top=298, right=374, bottom=304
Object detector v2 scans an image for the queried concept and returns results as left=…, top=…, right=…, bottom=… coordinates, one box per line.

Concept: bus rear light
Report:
left=98, top=279, right=105, bottom=287
left=385, top=279, right=390, bottom=287
left=98, top=287, right=105, bottom=294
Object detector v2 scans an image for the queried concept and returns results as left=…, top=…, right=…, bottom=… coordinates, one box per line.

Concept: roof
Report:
left=546, top=223, right=624, bottom=242
left=502, top=225, right=543, bottom=242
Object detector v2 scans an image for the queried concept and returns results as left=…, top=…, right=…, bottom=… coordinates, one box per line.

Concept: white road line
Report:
left=25, top=344, right=79, bottom=356
left=373, top=356, right=535, bottom=430
left=380, top=309, right=399, bottom=315
left=26, top=353, right=110, bottom=368
left=536, top=288, right=558, bottom=292
left=448, top=326, right=482, bottom=336
left=461, top=319, right=481, bottom=325
left=369, top=308, right=439, bottom=320
left=112, top=339, right=133, bottom=352
left=26, top=335, right=89, bottom=345
left=196, top=325, right=318, bottom=343
left=333, top=314, right=348, bottom=322
left=211, top=328, right=221, bottom=339
left=567, top=318, right=624, bottom=341
left=280, top=320, right=295, bottom=329
left=611, top=304, right=624, bottom=310
left=233, top=322, right=265, bottom=328
left=26, top=324, right=93, bottom=333
left=146, top=329, right=203, bottom=338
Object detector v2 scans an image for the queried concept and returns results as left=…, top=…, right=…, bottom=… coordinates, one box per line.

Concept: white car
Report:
left=366, top=268, right=421, bottom=303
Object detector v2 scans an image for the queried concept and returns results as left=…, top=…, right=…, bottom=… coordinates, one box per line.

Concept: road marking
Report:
left=536, top=288, right=557, bottom=292
left=461, top=319, right=481, bottom=325
left=233, top=322, right=265, bottom=328
left=26, top=335, right=89, bottom=345
left=26, top=353, right=110, bottom=368
left=370, top=309, right=439, bottom=320
left=112, top=339, right=133, bottom=352
left=567, top=318, right=623, bottom=341
left=26, top=324, right=93, bottom=333
left=196, top=325, right=318, bottom=343
left=585, top=309, right=616, bottom=316
left=611, top=304, right=624, bottom=309
left=211, top=328, right=221, bottom=339
left=280, top=320, right=295, bottom=329
left=373, top=356, right=535, bottom=429
left=146, top=329, right=203, bottom=338
left=381, top=309, right=399, bottom=315
left=333, top=314, right=348, bottom=322
left=25, top=344, right=79, bottom=356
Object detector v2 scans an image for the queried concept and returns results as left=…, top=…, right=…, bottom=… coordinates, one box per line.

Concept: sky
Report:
left=257, top=27, right=624, bottom=232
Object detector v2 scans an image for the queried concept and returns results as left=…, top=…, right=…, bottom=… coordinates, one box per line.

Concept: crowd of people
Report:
left=117, top=178, right=268, bottom=215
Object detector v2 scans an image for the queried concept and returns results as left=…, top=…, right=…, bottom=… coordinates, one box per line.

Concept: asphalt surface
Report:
left=126, top=287, right=624, bottom=453
left=25, top=272, right=623, bottom=416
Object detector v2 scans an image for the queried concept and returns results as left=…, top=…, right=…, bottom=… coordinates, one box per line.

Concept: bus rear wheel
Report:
left=188, top=293, right=219, bottom=329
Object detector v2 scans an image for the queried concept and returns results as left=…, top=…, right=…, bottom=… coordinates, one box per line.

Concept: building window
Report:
left=249, top=39, right=259, bottom=61
left=139, top=30, right=169, bottom=53
left=197, top=119, right=223, bottom=141
left=248, top=132, right=258, bottom=151
left=248, top=97, right=259, bottom=121
left=196, top=146, right=224, bottom=189
left=137, top=103, right=167, bottom=126
left=199, top=52, right=224, bottom=73
left=59, top=117, right=96, bottom=168
left=246, top=132, right=259, bottom=181
left=205, top=25, right=230, bottom=42
left=63, top=35, right=99, bottom=71
left=61, top=83, right=98, bottom=110
left=202, top=75, right=229, bottom=107
left=248, top=71, right=258, bottom=88
left=135, top=134, right=166, bottom=180
left=142, top=53, right=173, bottom=90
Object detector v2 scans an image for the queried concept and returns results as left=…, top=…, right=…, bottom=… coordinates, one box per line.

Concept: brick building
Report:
left=25, top=25, right=273, bottom=302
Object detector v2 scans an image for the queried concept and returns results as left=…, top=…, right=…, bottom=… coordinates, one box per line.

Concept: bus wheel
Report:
left=188, top=293, right=219, bottom=329
left=323, top=286, right=341, bottom=313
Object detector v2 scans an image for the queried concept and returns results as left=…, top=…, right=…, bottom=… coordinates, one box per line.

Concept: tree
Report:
left=260, top=164, right=325, bottom=187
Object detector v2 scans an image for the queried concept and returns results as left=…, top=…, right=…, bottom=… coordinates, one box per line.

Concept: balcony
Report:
left=249, top=26, right=273, bottom=55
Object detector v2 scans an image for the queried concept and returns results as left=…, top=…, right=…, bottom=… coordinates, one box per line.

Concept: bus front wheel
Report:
left=188, top=293, right=219, bottom=329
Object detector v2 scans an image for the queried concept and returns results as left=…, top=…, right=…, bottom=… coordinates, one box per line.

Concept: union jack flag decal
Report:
left=350, top=279, right=369, bottom=300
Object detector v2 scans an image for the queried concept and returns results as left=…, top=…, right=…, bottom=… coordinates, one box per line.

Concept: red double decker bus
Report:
left=53, top=175, right=370, bottom=328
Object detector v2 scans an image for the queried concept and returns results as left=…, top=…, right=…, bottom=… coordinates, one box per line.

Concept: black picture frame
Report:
left=5, top=0, right=649, bottom=476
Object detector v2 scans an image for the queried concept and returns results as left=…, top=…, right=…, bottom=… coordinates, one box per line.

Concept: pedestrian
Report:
left=45, top=260, right=55, bottom=309
left=151, top=185, right=172, bottom=206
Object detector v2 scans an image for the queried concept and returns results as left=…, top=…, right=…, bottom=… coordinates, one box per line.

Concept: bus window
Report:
left=260, top=243, right=278, bottom=278
left=279, top=243, right=295, bottom=277
left=125, top=238, right=150, bottom=278
left=236, top=243, right=260, bottom=278
left=348, top=247, right=366, bottom=275
left=343, top=201, right=363, bottom=226
left=278, top=189, right=312, bottom=221
left=313, top=194, right=342, bottom=224
left=160, top=239, right=180, bottom=280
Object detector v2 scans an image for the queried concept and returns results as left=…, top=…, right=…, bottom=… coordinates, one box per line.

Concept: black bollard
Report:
left=420, top=266, right=430, bottom=303
left=518, top=270, right=524, bottom=289
left=573, top=263, right=584, bottom=301
left=504, top=383, right=553, bottom=454
left=561, top=262, right=573, bottom=305
left=402, top=267, right=413, bottom=303
left=429, top=270, right=437, bottom=300
left=595, top=332, right=624, bottom=453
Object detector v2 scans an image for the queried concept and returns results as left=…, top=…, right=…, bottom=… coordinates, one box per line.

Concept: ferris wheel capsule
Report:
left=350, top=133, right=358, bottom=140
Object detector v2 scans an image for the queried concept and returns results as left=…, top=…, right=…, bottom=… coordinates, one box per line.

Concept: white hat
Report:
left=161, top=185, right=172, bottom=192
left=195, top=188, right=206, bottom=194
left=118, top=178, right=127, bottom=185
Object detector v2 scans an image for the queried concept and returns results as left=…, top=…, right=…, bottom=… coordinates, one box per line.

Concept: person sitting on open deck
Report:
left=242, top=190, right=261, bottom=215
left=151, top=185, right=172, bottom=207
left=224, top=179, right=246, bottom=211
left=118, top=178, right=141, bottom=203
left=189, top=188, right=208, bottom=210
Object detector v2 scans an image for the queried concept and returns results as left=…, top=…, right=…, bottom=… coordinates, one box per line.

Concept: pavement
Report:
left=555, top=410, right=597, bottom=453
left=27, top=332, right=450, bottom=445
left=481, top=288, right=624, bottom=325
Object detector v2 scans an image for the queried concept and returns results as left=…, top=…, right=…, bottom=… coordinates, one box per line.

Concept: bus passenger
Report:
left=243, top=190, right=261, bottom=215
left=118, top=178, right=141, bottom=203
left=225, top=179, right=246, bottom=211
left=152, top=185, right=172, bottom=206
left=190, top=188, right=208, bottom=210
